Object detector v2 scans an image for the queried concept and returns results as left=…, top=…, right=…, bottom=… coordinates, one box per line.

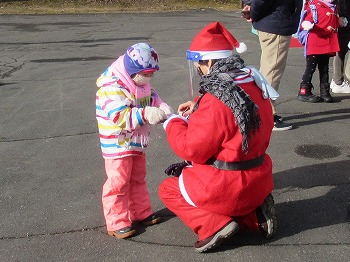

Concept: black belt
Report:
left=207, top=154, right=265, bottom=171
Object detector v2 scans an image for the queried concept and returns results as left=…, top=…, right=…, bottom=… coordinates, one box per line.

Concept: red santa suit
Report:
left=158, top=67, right=274, bottom=241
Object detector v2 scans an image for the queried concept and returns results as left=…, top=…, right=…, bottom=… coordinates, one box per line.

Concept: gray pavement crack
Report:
left=0, top=225, right=105, bottom=240
left=0, top=131, right=98, bottom=143
left=0, top=63, right=23, bottom=79
left=2, top=227, right=349, bottom=247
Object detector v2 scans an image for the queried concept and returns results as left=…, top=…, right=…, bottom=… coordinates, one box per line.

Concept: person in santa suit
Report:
left=158, top=22, right=277, bottom=253
left=297, top=0, right=341, bottom=103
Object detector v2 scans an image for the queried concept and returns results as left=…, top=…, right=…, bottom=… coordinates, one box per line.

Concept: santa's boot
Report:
left=320, top=83, right=333, bottom=103
left=297, top=83, right=321, bottom=103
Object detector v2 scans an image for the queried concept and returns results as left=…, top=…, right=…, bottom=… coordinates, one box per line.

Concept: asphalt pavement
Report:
left=0, top=10, right=349, bottom=262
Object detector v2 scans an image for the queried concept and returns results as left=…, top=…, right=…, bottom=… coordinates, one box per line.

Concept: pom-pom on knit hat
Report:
left=187, top=22, right=247, bottom=62
left=123, top=43, right=159, bottom=76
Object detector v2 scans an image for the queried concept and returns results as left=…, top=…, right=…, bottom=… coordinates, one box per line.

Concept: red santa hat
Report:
left=186, top=22, right=247, bottom=61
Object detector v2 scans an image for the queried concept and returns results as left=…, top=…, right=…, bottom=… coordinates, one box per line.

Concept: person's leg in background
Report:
left=318, top=54, right=333, bottom=102
left=331, top=31, right=350, bottom=93
left=345, top=52, right=350, bottom=80
left=258, top=31, right=293, bottom=131
left=298, top=55, right=321, bottom=103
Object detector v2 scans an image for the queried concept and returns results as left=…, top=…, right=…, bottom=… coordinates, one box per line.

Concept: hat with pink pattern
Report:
left=123, top=43, right=159, bottom=76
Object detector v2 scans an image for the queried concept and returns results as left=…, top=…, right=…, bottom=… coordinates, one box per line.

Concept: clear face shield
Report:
left=186, top=50, right=205, bottom=98
left=186, top=50, right=232, bottom=97
left=187, top=60, right=201, bottom=97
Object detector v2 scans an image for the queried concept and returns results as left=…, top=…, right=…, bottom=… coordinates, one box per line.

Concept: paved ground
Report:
left=0, top=10, right=349, bottom=262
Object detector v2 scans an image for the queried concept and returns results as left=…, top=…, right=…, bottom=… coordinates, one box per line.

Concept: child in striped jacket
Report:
left=96, top=43, right=172, bottom=239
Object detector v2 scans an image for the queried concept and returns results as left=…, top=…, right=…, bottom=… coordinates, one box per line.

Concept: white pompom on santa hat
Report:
left=186, top=21, right=247, bottom=61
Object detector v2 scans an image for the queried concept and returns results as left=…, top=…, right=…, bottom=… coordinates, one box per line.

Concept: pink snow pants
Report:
left=102, top=155, right=153, bottom=231
left=158, top=177, right=260, bottom=241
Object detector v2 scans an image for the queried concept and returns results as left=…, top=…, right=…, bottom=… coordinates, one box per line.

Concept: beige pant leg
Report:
left=258, top=31, right=291, bottom=115
left=258, top=31, right=291, bottom=91
left=345, top=54, right=350, bottom=80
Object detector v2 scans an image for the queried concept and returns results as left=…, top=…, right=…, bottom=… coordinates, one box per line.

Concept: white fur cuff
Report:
left=162, top=114, right=188, bottom=130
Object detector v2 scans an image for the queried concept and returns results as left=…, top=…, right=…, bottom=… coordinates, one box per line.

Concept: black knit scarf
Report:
left=194, top=55, right=261, bottom=154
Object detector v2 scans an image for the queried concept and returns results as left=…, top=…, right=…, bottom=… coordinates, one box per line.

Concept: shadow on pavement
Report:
left=273, top=160, right=350, bottom=237
left=284, top=108, right=350, bottom=129
left=177, top=160, right=350, bottom=251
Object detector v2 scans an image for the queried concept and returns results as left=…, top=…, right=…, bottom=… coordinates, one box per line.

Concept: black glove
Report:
left=164, top=161, right=191, bottom=177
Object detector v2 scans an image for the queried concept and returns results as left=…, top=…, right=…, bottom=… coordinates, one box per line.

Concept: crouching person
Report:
left=158, top=22, right=277, bottom=252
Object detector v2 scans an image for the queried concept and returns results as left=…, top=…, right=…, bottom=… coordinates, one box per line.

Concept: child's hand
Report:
left=301, top=21, right=314, bottom=31
left=159, top=102, right=173, bottom=116
left=144, top=106, right=167, bottom=125
left=326, top=26, right=337, bottom=32
left=339, top=17, right=348, bottom=27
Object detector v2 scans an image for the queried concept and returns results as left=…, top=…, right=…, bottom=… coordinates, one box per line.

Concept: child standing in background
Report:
left=96, top=43, right=172, bottom=239
left=297, top=0, right=340, bottom=103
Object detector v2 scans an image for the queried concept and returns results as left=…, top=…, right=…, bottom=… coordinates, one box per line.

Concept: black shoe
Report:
left=194, top=221, right=239, bottom=253
left=256, top=194, right=277, bottom=239
left=273, top=115, right=292, bottom=131
left=274, top=115, right=283, bottom=121
left=108, top=226, right=136, bottom=239
left=320, top=84, right=333, bottom=103
left=297, top=86, right=321, bottom=103
left=140, top=214, right=161, bottom=226
left=320, top=95, right=333, bottom=103
left=297, top=93, right=321, bottom=103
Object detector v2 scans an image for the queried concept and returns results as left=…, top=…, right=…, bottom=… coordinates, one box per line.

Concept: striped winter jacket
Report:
left=95, top=57, right=163, bottom=159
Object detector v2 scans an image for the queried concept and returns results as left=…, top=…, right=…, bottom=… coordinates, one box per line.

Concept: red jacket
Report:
left=305, top=0, right=340, bottom=56
left=164, top=79, right=274, bottom=217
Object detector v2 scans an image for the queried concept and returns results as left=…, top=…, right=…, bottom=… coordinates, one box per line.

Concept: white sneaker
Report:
left=330, top=79, right=350, bottom=93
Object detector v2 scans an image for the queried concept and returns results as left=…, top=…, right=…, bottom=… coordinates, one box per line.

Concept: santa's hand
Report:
left=301, top=21, right=314, bottom=31
left=164, top=161, right=191, bottom=177
left=144, top=106, right=167, bottom=125
left=178, top=101, right=195, bottom=117
left=159, top=102, right=174, bottom=116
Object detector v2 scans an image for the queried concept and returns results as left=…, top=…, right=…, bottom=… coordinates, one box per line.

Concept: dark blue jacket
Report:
left=248, top=0, right=303, bottom=36
left=338, top=0, right=350, bottom=34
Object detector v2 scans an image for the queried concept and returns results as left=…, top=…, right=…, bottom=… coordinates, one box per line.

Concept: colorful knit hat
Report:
left=123, top=43, right=159, bottom=76
left=187, top=22, right=247, bottom=61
